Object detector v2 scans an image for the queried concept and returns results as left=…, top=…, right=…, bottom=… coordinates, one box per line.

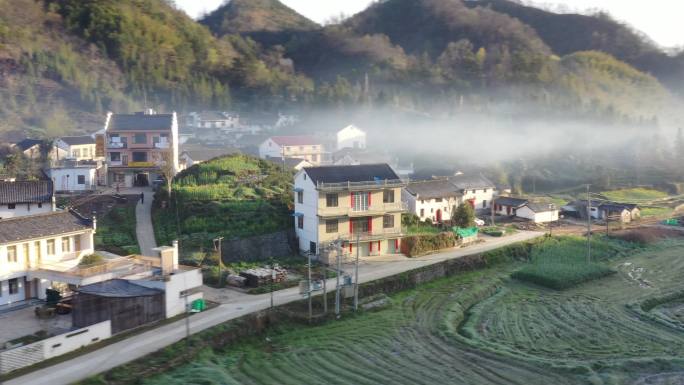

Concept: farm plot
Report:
left=134, top=239, right=684, bottom=385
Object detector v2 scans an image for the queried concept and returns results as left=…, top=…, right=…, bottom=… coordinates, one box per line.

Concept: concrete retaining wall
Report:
left=221, top=230, right=296, bottom=262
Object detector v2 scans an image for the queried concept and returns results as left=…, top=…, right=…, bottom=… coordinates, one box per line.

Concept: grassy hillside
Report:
left=153, top=155, right=293, bottom=256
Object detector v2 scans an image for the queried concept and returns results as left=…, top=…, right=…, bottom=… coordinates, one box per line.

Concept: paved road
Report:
left=134, top=188, right=157, bottom=256
left=8, top=231, right=543, bottom=385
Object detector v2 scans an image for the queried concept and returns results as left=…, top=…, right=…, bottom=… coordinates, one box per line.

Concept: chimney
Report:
left=172, top=240, right=179, bottom=270
left=156, top=241, right=179, bottom=275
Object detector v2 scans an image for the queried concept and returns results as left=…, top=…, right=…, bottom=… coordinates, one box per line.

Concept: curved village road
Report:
left=8, top=231, right=543, bottom=385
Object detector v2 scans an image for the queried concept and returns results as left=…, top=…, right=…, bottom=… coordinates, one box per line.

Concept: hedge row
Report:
left=401, top=232, right=457, bottom=257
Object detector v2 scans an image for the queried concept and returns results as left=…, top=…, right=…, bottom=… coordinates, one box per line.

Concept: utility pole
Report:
left=586, top=185, right=592, bottom=263
left=353, top=233, right=360, bottom=311
left=322, top=263, right=327, bottom=315
left=270, top=257, right=275, bottom=309
left=491, top=197, right=495, bottom=226
left=307, top=251, right=312, bottom=322
left=214, top=237, right=224, bottom=287
left=335, top=242, right=342, bottom=317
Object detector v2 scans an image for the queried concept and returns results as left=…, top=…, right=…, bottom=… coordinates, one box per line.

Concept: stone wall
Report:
left=220, top=230, right=296, bottom=262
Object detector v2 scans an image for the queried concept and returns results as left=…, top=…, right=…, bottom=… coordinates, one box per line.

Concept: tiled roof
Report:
left=446, top=174, right=495, bottom=190
left=304, top=164, right=399, bottom=184
left=77, top=279, right=163, bottom=298
left=0, top=210, right=92, bottom=244
left=270, top=136, right=320, bottom=146
left=109, top=113, right=174, bottom=131
left=495, top=196, right=529, bottom=207
left=525, top=202, right=557, bottom=213
left=15, top=139, right=43, bottom=151
left=0, top=180, right=53, bottom=204
left=265, top=156, right=310, bottom=168
left=405, top=180, right=461, bottom=200
left=59, top=136, right=95, bottom=146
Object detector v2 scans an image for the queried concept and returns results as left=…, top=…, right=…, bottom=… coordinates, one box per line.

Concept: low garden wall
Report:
left=0, top=321, right=111, bottom=375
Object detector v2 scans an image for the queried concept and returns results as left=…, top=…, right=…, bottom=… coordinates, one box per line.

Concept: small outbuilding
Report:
left=72, top=279, right=165, bottom=334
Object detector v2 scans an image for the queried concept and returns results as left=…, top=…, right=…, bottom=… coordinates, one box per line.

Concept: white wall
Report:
left=134, top=268, right=203, bottom=319
left=461, top=188, right=495, bottom=212
left=259, top=138, right=282, bottom=159
left=47, top=168, right=97, bottom=192
left=337, top=125, right=367, bottom=150
left=516, top=206, right=559, bottom=223
left=294, top=170, right=319, bottom=253
left=0, top=321, right=111, bottom=375
left=0, top=203, right=51, bottom=220
left=403, top=193, right=458, bottom=222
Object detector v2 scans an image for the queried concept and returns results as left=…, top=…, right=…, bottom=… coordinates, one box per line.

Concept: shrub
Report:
left=79, top=253, right=105, bottom=266
left=512, top=263, right=615, bottom=290
left=401, top=232, right=457, bottom=257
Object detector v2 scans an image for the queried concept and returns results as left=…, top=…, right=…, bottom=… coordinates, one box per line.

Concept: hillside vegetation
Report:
left=0, top=0, right=681, bottom=139
left=153, top=155, right=293, bottom=256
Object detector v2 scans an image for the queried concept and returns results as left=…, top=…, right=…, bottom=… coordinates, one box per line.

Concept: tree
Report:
left=158, top=151, right=176, bottom=199
left=453, top=203, right=475, bottom=228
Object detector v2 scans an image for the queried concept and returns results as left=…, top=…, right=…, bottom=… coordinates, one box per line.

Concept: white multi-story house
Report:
left=0, top=210, right=96, bottom=306
left=55, top=136, right=98, bottom=161
left=403, top=179, right=462, bottom=223
left=336, top=124, right=366, bottom=150
left=259, top=136, right=326, bottom=165
left=0, top=180, right=55, bottom=220
left=294, top=164, right=406, bottom=260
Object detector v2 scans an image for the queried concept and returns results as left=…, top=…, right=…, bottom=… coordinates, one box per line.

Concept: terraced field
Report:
left=141, top=239, right=684, bottom=385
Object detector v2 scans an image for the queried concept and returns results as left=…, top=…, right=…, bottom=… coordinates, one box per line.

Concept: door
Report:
left=436, top=209, right=442, bottom=223
left=122, top=154, right=129, bottom=166
left=24, top=277, right=32, bottom=300
left=309, top=241, right=317, bottom=255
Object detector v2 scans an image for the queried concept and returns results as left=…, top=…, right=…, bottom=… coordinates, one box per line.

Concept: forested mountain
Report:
left=465, top=0, right=684, bottom=93
left=0, top=0, right=680, bottom=140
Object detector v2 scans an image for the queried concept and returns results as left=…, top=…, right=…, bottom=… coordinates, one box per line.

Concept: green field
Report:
left=114, top=237, right=684, bottom=385
left=601, top=188, right=669, bottom=202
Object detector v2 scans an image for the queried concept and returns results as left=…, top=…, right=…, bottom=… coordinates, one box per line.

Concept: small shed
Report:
left=72, top=279, right=165, bottom=334
left=239, top=267, right=287, bottom=288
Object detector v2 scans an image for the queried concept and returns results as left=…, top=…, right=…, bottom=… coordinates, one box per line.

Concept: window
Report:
left=483, top=200, right=487, bottom=208
left=472, top=190, right=476, bottom=194
left=435, top=198, right=443, bottom=203
left=77, top=175, right=86, bottom=185
left=298, top=216, right=304, bottom=229
left=484, top=188, right=488, bottom=193
left=47, top=239, right=55, bottom=255
left=383, top=215, right=394, bottom=228
left=7, top=246, right=17, bottom=262
left=75, top=235, right=81, bottom=251
left=72, top=149, right=80, bottom=158
left=421, top=200, right=424, bottom=204
left=312, top=154, right=318, bottom=162
left=420, top=208, right=425, bottom=217
left=134, top=133, right=147, bottom=144
left=326, top=194, right=338, bottom=207
left=352, top=192, right=369, bottom=212
left=383, top=190, right=395, bottom=203
left=132, top=152, right=147, bottom=162
left=326, top=219, right=339, bottom=233
left=351, top=218, right=370, bottom=233
left=7, top=204, right=15, bottom=209
left=110, top=152, right=121, bottom=162
left=297, top=191, right=303, bottom=204
left=299, top=146, right=304, bottom=151
left=8, top=279, right=18, bottom=295
left=38, top=203, right=42, bottom=208
left=62, top=237, right=71, bottom=253
left=83, top=148, right=89, bottom=157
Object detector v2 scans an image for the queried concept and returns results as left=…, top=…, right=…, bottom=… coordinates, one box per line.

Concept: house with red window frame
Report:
left=293, top=164, right=407, bottom=261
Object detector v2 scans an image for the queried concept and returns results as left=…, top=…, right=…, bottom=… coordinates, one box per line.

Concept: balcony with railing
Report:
left=320, top=227, right=404, bottom=243
left=107, top=141, right=127, bottom=149
left=29, top=256, right=154, bottom=285
left=318, top=202, right=407, bottom=217
left=154, top=141, right=170, bottom=149
left=316, top=179, right=407, bottom=192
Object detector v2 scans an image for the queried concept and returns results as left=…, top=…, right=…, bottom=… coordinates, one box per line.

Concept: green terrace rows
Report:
left=126, top=236, right=684, bottom=385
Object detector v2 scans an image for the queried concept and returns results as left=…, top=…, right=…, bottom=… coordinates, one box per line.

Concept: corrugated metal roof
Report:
left=0, top=180, right=53, bottom=204
left=0, top=210, right=91, bottom=243
left=495, top=196, right=529, bottom=207
left=77, top=279, right=163, bottom=298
